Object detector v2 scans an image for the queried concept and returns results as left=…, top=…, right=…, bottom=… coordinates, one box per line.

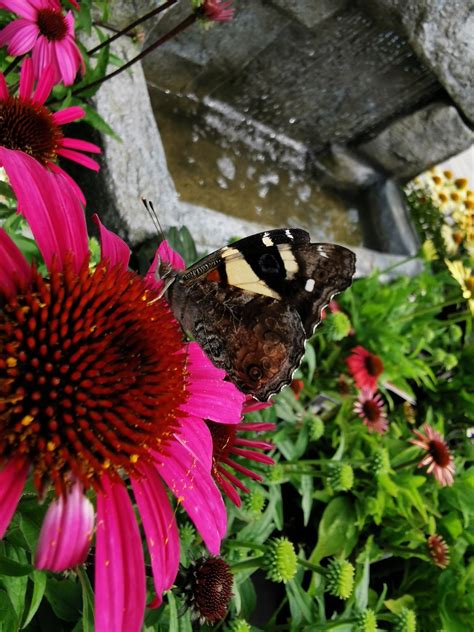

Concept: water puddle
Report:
left=147, top=86, right=363, bottom=246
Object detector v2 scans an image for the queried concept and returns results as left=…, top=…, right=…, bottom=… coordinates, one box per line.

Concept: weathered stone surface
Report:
left=89, top=36, right=180, bottom=244
left=143, top=0, right=290, bottom=96
left=366, top=0, right=474, bottom=123
left=309, top=144, right=382, bottom=193
left=361, top=179, right=420, bottom=256
left=145, top=3, right=439, bottom=150
left=106, top=0, right=161, bottom=36
left=358, top=102, right=474, bottom=180
left=269, top=0, right=349, bottom=28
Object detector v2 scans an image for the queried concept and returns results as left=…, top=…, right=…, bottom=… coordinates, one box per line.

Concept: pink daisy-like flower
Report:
left=354, top=388, right=388, bottom=434
left=0, top=0, right=84, bottom=86
left=410, top=424, right=455, bottom=487
left=0, top=190, right=245, bottom=631
left=0, top=58, right=99, bottom=208
left=346, top=345, right=384, bottom=391
left=197, top=0, right=234, bottom=22
left=207, top=397, right=275, bottom=506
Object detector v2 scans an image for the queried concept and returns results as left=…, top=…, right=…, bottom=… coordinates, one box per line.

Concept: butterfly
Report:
left=159, top=228, right=356, bottom=401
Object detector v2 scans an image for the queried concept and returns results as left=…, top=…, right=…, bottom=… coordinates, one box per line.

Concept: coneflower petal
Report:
left=0, top=1, right=37, bottom=20
left=52, top=105, right=85, bottom=125
left=0, top=20, right=39, bottom=55
left=182, top=343, right=245, bottom=424
left=96, top=476, right=146, bottom=632
left=0, top=228, right=32, bottom=296
left=35, top=481, right=94, bottom=571
left=0, top=459, right=29, bottom=538
left=93, top=214, right=131, bottom=269
left=157, top=438, right=227, bottom=555
left=131, top=464, right=180, bottom=607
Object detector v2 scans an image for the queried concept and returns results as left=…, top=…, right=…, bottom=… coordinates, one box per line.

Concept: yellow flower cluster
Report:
left=410, top=167, right=473, bottom=258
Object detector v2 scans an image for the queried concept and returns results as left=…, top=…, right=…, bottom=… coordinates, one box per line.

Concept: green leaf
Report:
left=21, top=570, right=46, bottom=629
left=0, top=590, right=18, bottom=632
left=308, top=496, right=358, bottom=566
left=301, top=475, right=313, bottom=527
left=77, top=568, right=94, bottom=632
left=232, top=576, right=256, bottom=619
left=286, top=579, right=314, bottom=624
left=82, top=104, right=120, bottom=140
left=167, top=591, right=179, bottom=632
left=0, top=557, right=32, bottom=577
left=45, top=577, right=81, bottom=622
left=384, top=594, right=415, bottom=614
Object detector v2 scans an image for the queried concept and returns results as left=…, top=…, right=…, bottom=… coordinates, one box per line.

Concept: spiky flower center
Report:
left=0, top=259, right=187, bottom=495
left=188, top=557, right=233, bottom=623
left=363, top=399, right=380, bottom=421
left=37, top=9, right=68, bottom=41
left=0, top=96, right=63, bottom=164
left=428, top=438, right=451, bottom=467
left=364, top=353, right=383, bottom=377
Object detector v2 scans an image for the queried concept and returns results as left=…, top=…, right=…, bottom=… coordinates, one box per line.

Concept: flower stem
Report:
left=72, top=13, right=197, bottom=98
left=298, top=558, right=326, bottom=576
left=398, top=295, right=464, bottom=322
left=87, top=0, right=179, bottom=56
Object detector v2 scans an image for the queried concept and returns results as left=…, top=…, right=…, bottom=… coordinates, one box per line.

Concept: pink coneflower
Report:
left=0, top=58, right=99, bottom=208
left=427, top=534, right=450, bottom=569
left=207, top=397, right=275, bottom=506
left=410, top=424, right=455, bottom=486
left=196, top=0, right=234, bottom=22
left=0, top=193, right=245, bottom=631
left=346, top=345, right=384, bottom=391
left=354, top=389, right=388, bottom=434
left=0, top=0, right=84, bottom=86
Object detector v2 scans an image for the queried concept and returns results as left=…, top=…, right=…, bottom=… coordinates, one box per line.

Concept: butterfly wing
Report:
left=166, top=229, right=356, bottom=400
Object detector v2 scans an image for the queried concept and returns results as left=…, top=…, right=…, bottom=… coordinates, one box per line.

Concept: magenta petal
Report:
left=0, top=72, right=8, bottom=99
left=61, top=137, right=101, bottom=153
left=56, top=148, right=100, bottom=171
left=0, top=0, right=37, bottom=19
left=181, top=342, right=245, bottom=424
left=155, top=437, right=227, bottom=555
left=0, top=20, right=38, bottom=55
left=32, top=60, right=55, bottom=104
left=35, top=482, right=94, bottom=572
left=174, top=415, right=213, bottom=470
left=19, top=57, right=34, bottom=99
left=1, top=149, right=89, bottom=273
left=92, top=215, right=130, bottom=269
left=131, top=465, right=179, bottom=607
left=52, top=105, right=85, bottom=125
left=0, top=458, right=29, bottom=538
left=0, top=228, right=32, bottom=297
left=54, top=38, right=79, bottom=86
left=158, top=240, right=186, bottom=271
left=95, top=476, right=146, bottom=632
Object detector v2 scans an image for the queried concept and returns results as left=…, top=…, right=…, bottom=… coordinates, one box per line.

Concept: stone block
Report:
left=366, top=0, right=474, bottom=123
left=358, top=102, right=474, bottom=180
left=269, top=0, right=349, bottom=28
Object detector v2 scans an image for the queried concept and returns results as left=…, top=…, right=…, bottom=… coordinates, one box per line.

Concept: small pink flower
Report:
left=346, top=345, right=384, bottom=391
left=199, top=0, right=234, bottom=22
left=354, top=389, right=388, bottom=434
left=0, top=198, right=246, bottom=631
left=0, top=58, right=100, bottom=211
left=207, top=397, right=275, bottom=506
left=410, top=424, right=455, bottom=486
left=0, top=0, right=84, bottom=85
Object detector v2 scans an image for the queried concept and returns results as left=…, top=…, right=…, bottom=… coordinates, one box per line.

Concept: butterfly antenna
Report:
left=141, top=198, right=173, bottom=261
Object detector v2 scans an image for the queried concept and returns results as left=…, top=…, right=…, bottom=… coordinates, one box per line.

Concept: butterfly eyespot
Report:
left=259, top=253, right=281, bottom=274
left=247, top=364, right=263, bottom=381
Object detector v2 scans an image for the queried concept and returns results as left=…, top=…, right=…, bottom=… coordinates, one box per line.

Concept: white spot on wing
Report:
left=305, top=278, right=315, bottom=292
left=317, top=246, right=329, bottom=259
left=285, top=229, right=294, bottom=239
left=262, top=232, right=274, bottom=246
